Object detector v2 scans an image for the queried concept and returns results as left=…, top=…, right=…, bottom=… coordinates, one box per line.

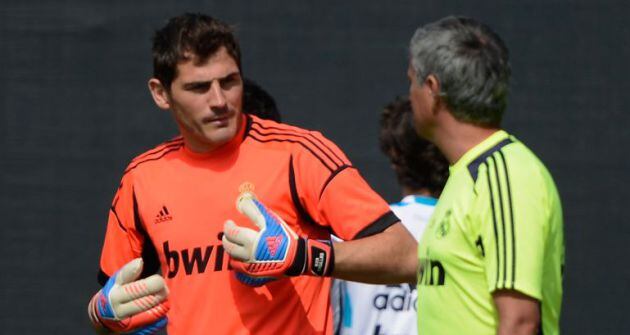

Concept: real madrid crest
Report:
left=435, top=209, right=451, bottom=239
left=239, top=182, right=255, bottom=194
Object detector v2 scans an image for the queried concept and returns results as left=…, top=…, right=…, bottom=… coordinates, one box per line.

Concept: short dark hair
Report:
left=152, top=13, right=241, bottom=89
left=243, top=78, right=281, bottom=122
left=380, top=96, right=449, bottom=197
left=410, top=16, right=510, bottom=127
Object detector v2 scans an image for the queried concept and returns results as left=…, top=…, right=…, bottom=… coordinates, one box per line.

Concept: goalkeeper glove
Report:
left=222, top=192, right=334, bottom=285
left=88, top=258, right=169, bottom=334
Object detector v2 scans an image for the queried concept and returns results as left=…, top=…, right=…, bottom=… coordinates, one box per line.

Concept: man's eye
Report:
left=188, top=84, right=210, bottom=93
left=220, top=76, right=240, bottom=90
left=185, top=84, right=210, bottom=93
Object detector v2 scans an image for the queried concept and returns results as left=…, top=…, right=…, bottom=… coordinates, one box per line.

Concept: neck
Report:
left=181, top=114, right=245, bottom=154
left=431, top=114, right=499, bottom=164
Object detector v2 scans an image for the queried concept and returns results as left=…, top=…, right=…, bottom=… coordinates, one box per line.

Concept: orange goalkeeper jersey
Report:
left=97, top=114, right=398, bottom=335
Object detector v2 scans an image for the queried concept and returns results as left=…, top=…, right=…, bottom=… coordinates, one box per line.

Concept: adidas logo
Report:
left=155, top=206, right=173, bottom=224
left=266, top=235, right=284, bottom=257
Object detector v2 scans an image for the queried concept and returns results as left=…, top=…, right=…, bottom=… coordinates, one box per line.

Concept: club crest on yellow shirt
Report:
left=435, top=209, right=451, bottom=238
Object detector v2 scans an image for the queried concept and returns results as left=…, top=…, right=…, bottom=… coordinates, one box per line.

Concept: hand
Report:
left=222, top=192, right=334, bottom=285
left=88, top=258, right=169, bottom=334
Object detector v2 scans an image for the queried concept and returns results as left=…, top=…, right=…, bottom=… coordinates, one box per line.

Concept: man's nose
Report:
left=208, top=81, right=227, bottom=108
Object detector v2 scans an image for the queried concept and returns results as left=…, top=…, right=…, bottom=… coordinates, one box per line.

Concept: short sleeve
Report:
left=292, top=131, right=398, bottom=240
left=98, top=170, right=147, bottom=284
left=472, top=153, right=547, bottom=300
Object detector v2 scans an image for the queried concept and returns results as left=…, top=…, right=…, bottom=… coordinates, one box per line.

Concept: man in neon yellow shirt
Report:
left=408, top=16, right=564, bottom=335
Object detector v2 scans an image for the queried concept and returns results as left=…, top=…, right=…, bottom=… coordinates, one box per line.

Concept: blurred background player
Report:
left=408, top=16, right=564, bottom=335
left=242, top=77, right=282, bottom=122
left=89, top=13, right=417, bottom=335
left=332, top=96, right=448, bottom=335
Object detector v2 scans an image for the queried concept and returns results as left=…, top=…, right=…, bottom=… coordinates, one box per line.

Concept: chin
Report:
left=206, top=125, right=238, bottom=146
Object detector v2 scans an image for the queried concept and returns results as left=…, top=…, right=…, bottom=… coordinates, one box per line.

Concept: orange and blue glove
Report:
left=88, top=258, right=169, bottom=334
left=222, top=192, right=334, bottom=286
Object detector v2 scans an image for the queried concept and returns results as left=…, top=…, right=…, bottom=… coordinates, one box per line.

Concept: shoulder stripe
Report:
left=249, top=132, right=335, bottom=172
left=132, top=140, right=183, bottom=164
left=252, top=121, right=348, bottom=166
left=251, top=122, right=345, bottom=168
left=306, top=134, right=346, bottom=166
left=485, top=150, right=516, bottom=290
left=468, top=138, right=513, bottom=182
left=498, top=150, right=516, bottom=288
left=133, top=137, right=184, bottom=162
left=484, top=161, right=501, bottom=288
left=124, top=144, right=183, bottom=175
left=489, top=155, right=508, bottom=288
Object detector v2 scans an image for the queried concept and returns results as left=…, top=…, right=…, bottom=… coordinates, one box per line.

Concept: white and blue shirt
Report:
left=332, top=195, right=437, bottom=335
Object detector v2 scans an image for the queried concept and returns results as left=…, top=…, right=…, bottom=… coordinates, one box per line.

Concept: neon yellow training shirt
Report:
left=417, top=130, right=564, bottom=335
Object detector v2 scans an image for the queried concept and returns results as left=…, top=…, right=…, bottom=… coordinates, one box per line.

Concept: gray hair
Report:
left=409, top=16, right=510, bottom=127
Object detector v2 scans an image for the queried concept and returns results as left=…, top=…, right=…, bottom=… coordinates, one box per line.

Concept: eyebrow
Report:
left=181, top=71, right=241, bottom=89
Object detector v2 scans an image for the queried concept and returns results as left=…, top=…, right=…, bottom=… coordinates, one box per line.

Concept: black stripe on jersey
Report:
left=318, top=165, right=354, bottom=200
left=468, top=138, right=513, bottom=182
left=134, top=137, right=183, bottom=159
left=133, top=190, right=161, bottom=279
left=252, top=121, right=346, bottom=166
left=249, top=133, right=335, bottom=172
left=124, top=144, right=183, bottom=174
left=498, top=150, right=516, bottom=288
left=250, top=123, right=343, bottom=170
left=353, top=211, right=400, bottom=239
left=489, top=155, right=508, bottom=288
left=485, top=150, right=517, bottom=289
left=128, top=140, right=183, bottom=166
left=110, top=206, right=127, bottom=233
left=484, top=161, right=501, bottom=288
left=288, top=155, right=318, bottom=227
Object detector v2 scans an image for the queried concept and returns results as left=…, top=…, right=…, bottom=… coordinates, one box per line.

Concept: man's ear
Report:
left=424, top=74, right=441, bottom=99
left=425, top=74, right=443, bottom=114
left=148, top=78, right=171, bottom=110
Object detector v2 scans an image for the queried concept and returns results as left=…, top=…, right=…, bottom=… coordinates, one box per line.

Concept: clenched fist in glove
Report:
left=88, top=258, right=169, bottom=334
left=222, top=192, right=334, bottom=286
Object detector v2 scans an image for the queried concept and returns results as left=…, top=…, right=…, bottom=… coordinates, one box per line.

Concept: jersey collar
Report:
left=450, top=130, right=510, bottom=173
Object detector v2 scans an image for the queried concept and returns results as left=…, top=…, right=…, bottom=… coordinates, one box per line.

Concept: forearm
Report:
left=331, top=222, right=417, bottom=284
left=494, top=290, right=540, bottom=335
left=497, top=318, right=539, bottom=335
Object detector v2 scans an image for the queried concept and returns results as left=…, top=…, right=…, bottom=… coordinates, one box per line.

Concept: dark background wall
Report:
left=1, top=0, right=628, bottom=333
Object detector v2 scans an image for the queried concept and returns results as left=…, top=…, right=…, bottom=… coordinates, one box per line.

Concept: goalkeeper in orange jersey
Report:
left=89, top=13, right=417, bottom=335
